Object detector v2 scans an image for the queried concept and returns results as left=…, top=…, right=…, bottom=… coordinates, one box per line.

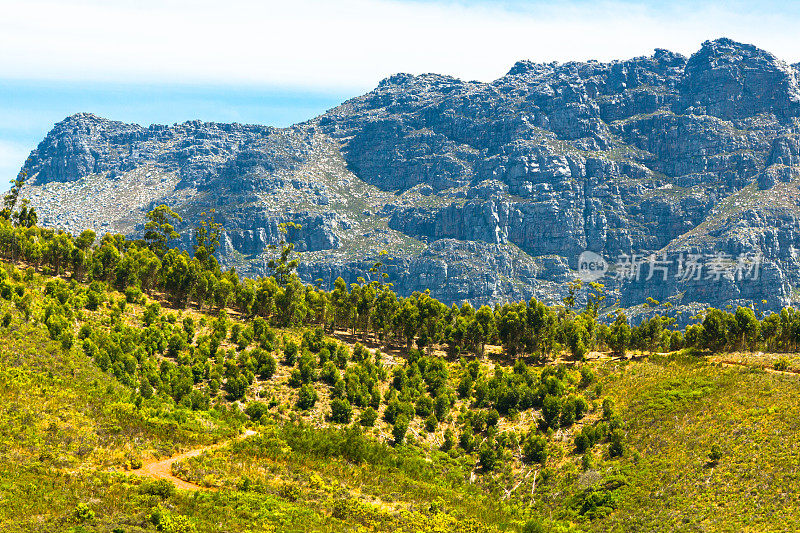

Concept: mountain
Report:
left=17, top=38, right=800, bottom=314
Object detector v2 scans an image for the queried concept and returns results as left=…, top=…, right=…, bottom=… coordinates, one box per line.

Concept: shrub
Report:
left=392, top=414, right=409, bottom=446
left=486, top=408, right=500, bottom=427
left=287, top=369, right=303, bottom=388
left=479, top=439, right=498, bottom=470
left=560, top=399, right=576, bottom=428
left=256, top=351, right=277, bottom=379
left=602, top=399, right=615, bottom=420
left=457, top=374, right=473, bottom=398
left=283, top=341, right=299, bottom=365
left=330, top=398, right=353, bottom=423
left=459, top=427, right=475, bottom=452
left=608, top=430, right=625, bottom=458
left=245, top=401, right=269, bottom=422
left=708, top=444, right=722, bottom=464
left=575, top=433, right=591, bottom=454
left=278, top=482, right=301, bottom=502
left=442, top=428, right=455, bottom=452
left=139, top=479, right=176, bottom=499
left=574, top=425, right=599, bottom=454
left=541, top=395, right=560, bottom=429
left=124, top=286, right=142, bottom=303
left=127, top=453, right=143, bottom=470
left=579, top=366, right=595, bottom=388
left=157, top=514, right=197, bottom=533
left=523, top=433, right=548, bottom=464
left=774, top=357, right=790, bottom=371
left=523, top=519, right=546, bottom=533
left=424, top=413, right=438, bottom=432
left=297, top=384, right=318, bottom=410
left=359, top=407, right=378, bottom=427
left=415, top=395, right=434, bottom=418
left=74, top=503, right=95, bottom=523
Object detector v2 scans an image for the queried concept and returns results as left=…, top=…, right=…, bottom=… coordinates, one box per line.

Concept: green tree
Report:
left=268, top=222, right=302, bottom=286
left=193, top=209, right=222, bottom=268
left=297, top=384, right=318, bottom=410
left=608, top=311, right=631, bottom=356
left=144, top=204, right=182, bottom=256
left=392, top=414, right=409, bottom=446
left=330, top=397, right=352, bottom=423
left=479, top=438, right=498, bottom=470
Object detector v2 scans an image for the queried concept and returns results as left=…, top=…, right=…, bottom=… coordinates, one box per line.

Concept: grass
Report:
left=598, top=355, right=800, bottom=531
left=3, top=266, right=800, bottom=531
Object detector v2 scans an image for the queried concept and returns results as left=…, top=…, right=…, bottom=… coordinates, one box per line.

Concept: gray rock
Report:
left=16, top=38, right=800, bottom=314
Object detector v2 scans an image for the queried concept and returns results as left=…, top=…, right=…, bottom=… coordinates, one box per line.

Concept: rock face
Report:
left=17, top=38, right=800, bottom=315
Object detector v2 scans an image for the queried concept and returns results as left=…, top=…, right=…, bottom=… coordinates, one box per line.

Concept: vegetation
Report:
left=1, top=200, right=800, bottom=531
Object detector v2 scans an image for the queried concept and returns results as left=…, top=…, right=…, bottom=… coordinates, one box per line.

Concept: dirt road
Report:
left=131, top=429, right=257, bottom=491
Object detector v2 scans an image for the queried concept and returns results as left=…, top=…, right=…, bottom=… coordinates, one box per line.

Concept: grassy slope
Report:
left=2, top=266, right=800, bottom=531
left=604, top=356, right=800, bottom=532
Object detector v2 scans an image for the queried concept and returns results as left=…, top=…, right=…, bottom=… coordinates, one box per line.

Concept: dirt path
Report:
left=131, top=429, right=257, bottom=491
left=712, top=357, right=800, bottom=376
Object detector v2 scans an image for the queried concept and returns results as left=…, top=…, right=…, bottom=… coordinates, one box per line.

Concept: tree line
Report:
left=0, top=193, right=794, bottom=358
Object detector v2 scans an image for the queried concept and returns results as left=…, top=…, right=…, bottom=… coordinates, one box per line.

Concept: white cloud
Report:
left=1, top=0, right=798, bottom=91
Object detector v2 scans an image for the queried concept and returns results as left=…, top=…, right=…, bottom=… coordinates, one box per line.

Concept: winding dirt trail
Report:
left=131, top=429, right=257, bottom=491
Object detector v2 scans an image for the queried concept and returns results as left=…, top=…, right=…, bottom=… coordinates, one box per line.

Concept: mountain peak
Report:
left=680, top=37, right=800, bottom=119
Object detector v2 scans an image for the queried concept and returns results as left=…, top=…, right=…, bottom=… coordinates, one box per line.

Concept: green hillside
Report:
left=0, top=206, right=799, bottom=531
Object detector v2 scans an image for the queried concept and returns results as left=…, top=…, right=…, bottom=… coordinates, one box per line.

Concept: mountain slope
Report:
left=17, top=38, right=800, bottom=313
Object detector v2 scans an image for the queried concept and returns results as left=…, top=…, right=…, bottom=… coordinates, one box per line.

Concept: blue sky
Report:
left=2, top=0, right=800, bottom=184
left=0, top=81, right=349, bottom=183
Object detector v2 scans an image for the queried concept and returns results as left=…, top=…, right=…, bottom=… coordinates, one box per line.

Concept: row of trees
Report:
left=0, top=195, right=794, bottom=359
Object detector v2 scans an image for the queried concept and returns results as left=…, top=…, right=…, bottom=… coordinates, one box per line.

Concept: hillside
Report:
left=2, top=214, right=800, bottom=531
left=15, top=38, right=800, bottom=315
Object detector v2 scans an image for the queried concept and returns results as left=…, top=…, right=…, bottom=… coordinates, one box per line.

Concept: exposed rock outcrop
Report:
left=17, top=38, right=800, bottom=314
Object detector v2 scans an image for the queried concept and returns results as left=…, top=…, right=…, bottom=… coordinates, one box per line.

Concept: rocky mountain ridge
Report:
left=17, top=38, right=800, bottom=316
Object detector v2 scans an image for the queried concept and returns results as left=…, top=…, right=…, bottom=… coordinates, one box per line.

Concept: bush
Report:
left=297, top=384, right=318, bottom=410
left=486, top=408, right=500, bottom=427
left=457, top=374, right=473, bottom=398
left=442, top=428, right=455, bottom=452
left=245, top=401, right=270, bottom=422
left=287, top=368, right=303, bottom=388
left=608, top=430, right=625, bottom=458
left=424, top=413, right=438, bottom=432
left=359, top=407, right=378, bottom=427
left=522, top=518, right=546, bottom=533
left=283, top=341, right=299, bottom=366
left=575, top=433, right=591, bottom=454
left=156, top=513, right=197, bottom=533
left=320, top=361, right=340, bottom=385
left=278, top=482, right=301, bottom=502
left=459, top=427, right=475, bottom=452
left=574, top=425, right=599, bottom=454
left=774, top=357, right=790, bottom=371
left=74, top=503, right=95, bottom=523
left=392, top=414, right=409, bottom=446
left=256, top=351, right=277, bottom=379
left=85, top=290, right=103, bottom=310
left=523, top=433, right=548, bottom=464
left=124, top=286, right=142, bottom=303
left=541, top=395, right=560, bottom=429
left=415, top=395, right=434, bottom=417
left=479, top=439, right=498, bottom=470
left=579, top=366, right=595, bottom=388
left=330, top=398, right=353, bottom=423
left=708, top=444, right=722, bottom=464
left=139, top=479, right=176, bottom=499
